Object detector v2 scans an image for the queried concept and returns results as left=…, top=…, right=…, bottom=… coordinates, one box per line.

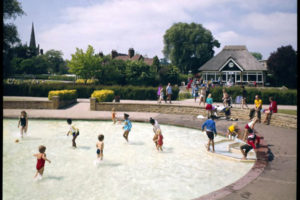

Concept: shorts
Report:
left=244, top=124, right=253, bottom=133
left=200, top=95, right=205, bottom=98
left=193, top=93, right=199, bottom=97
left=241, top=144, right=253, bottom=155
left=96, top=149, right=101, bottom=154
left=72, top=131, right=79, bottom=137
left=206, top=131, right=214, bottom=140
left=206, top=104, right=212, bottom=110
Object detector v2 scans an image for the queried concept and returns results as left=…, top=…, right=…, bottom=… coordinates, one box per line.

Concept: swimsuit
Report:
left=157, top=134, right=163, bottom=146
left=36, top=156, right=45, bottom=170
left=96, top=149, right=102, bottom=154
left=20, top=117, right=26, bottom=127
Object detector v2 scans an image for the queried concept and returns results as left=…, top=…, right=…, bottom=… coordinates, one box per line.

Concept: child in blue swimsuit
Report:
left=96, top=134, right=104, bottom=161
left=123, top=113, right=132, bottom=142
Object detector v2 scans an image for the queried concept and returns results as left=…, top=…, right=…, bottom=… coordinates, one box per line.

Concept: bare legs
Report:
left=123, top=130, right=129, bottom=142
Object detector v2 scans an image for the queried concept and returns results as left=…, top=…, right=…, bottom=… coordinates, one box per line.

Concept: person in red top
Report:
left=240, top=133, right=260, bottom=160
left=154, top=129, right=163, bottom=151
left=33, top=145, right=51, bottom=179
left=263, top=97, right=277, bottom=125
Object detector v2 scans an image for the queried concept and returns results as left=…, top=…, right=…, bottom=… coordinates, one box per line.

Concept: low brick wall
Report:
left=90, top=98, right=296, bottom=129
left=3, top=96, right=77, bottom=109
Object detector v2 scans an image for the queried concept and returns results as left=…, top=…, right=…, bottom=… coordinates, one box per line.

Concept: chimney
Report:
left=128, top=48, right=134, bottom=58
left=111, top=50, right=118, bottom=59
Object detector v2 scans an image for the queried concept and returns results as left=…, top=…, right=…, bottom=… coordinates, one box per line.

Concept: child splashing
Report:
left=33, top=145, right=51, bottom=180
left=154, top=129, right=163, bottom=151
left=18, top=111, right=28, bottom=138
left=122, top=113, right=132, bottom=142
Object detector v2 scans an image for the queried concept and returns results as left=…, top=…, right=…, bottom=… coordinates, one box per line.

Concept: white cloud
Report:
left=37, top=0, right=297, bottom=60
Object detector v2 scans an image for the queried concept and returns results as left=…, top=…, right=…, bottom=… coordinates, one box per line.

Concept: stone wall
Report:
left=3, top=96, right=77, bottom=109
left=90, top=98, right=297, bottom=129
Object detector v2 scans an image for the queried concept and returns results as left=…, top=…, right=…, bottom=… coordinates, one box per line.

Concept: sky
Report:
left=10, top=0, right=297, bottom=60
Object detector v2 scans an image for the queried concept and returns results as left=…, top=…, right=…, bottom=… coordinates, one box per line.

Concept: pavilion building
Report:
left=198, top=45, right=267, bottom=85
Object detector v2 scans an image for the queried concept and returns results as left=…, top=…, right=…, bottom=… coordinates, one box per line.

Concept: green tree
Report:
left=18, top=56, right=49, bottom=74
left=151, top=56, right=160, bottom=72
left=251, top=52, right=263, bottom=60
left=158, top=65, right=180, bottom=85
left=67, top=45, right=102, bottom=79
left=44, top=50, right=65, bottom=74
left=163, top=22, right=220, bottom=74
left=267, top=45, right=297, bottom=88
left=3, top=0, right=25, bottom=76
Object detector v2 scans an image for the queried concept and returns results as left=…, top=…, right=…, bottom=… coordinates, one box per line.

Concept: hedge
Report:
left=91, top=90, right=114, bottom=102
left=209, top=86, right=297, bottom=105
left=48, top=90, right=77, bottom=101
left=3, top=83, right=179, bottom=101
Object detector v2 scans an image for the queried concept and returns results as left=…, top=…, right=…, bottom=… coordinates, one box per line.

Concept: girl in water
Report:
left=18, top=111, right=28, bottom=138
left=33, top=145, right=51, bottom=179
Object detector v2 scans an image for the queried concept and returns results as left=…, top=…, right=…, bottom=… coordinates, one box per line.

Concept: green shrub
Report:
left=178, top=92, right=192, bottom=100
left=3, top=82, right=180, bottom=101
left=75, top=79, right=86, bottom=84
left=48, top=90, right=77, bottom=100
left=91, top=90, right=114, bottom=102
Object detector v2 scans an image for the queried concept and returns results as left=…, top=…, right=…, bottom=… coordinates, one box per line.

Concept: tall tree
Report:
left=3, top=0, right=25, bottom=76
left=267, top=45, right=297, bottom=88
left=251, top=52, right=263, bottom=60
left=67, top=45, right=102, bottom=79
left=163, top=22, right=220, bottom=74
left=44, top=50, right=65, bottom=74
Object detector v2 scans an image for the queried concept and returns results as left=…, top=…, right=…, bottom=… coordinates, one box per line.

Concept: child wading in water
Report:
left=123, top=113, right=132, bottom=142
left=18, top=111, right=28, bottom=138
left=226, top=123, right=240, bottom=140
left=66, top=119, right=80, bottom=148
left=112, top=108, right=117, bottom=124
left=154, top=129, right=163, bottom=151
left=96, top=134, right=104, bottom=161
left=33, top=145, right=51, bottom=179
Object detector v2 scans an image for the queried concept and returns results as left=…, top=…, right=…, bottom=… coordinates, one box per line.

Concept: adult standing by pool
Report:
left=202, top=115, right=217, bottom=152
left=166, top=83, right=172, bottom=104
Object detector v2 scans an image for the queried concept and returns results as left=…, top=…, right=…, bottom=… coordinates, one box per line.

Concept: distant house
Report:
left=198, top=45, right=267, bottom=85
left=111, top=48, right=154, bottom=66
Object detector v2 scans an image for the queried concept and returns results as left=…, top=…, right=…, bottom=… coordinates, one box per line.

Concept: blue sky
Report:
left=11, top=0, right=297, bottom=60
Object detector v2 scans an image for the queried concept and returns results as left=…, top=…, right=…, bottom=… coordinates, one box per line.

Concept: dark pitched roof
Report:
left=198, top=45, right=267, bottom=71
left=114, top=53, right=153, bottom=65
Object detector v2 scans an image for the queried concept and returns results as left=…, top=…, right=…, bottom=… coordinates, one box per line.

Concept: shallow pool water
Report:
left=3, top=119, right=254, bottom=200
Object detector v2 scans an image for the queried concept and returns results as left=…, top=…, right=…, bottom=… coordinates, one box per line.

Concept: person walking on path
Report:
left=157, top=84, right=162, bottom=103
left=263, top=97, right=277, bottom=125
left=202, top=115, right=217, bottom=152
left=192, top=84, right=199, bottom=103
left=166, top=83, right=172, bottom=104
left=241, top=85, right=249, bottom=109
left=249, top=95, right=262, bottom=122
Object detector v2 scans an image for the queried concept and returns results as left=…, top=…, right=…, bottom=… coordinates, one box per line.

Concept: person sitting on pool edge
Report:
left=201, top=115, right=217, bottom=152
left=96, top=134, right=104, bottom=161
left=66, top=118, right=80, bottom=148
left=123, top=113, right=132, bottom=142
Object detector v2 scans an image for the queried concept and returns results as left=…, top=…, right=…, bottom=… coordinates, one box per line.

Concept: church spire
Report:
left=29, top=22, right=36, bottom=48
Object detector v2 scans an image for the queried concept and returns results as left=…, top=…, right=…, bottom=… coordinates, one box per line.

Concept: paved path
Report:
left=3, top=98, right=297, bottom=200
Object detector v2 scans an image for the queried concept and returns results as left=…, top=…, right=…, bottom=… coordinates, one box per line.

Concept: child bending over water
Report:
left=96, top=134, right=104, bottom=160
left=226, top=123, right=240, bottom=140
left=33, top=145, right=51, bottom=179
left=154, top=129, right=163, bottom=151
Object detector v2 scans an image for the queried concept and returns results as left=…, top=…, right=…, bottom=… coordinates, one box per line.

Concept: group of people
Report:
left=201, top=115, right=261, bottom=160
left=157, top=83, right=173, bottom=104
left=17, top=109, right=164, bottom=180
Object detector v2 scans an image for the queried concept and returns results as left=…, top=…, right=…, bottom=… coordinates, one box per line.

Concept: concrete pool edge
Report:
left=3, top=112, right=268, bottom=200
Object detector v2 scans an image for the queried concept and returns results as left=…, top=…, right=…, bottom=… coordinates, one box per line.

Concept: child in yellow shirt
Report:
left=226, top=123, right=240, bottom=140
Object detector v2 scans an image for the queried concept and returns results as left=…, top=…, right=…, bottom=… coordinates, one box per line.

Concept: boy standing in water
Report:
left=123, top=113, right=132, bottom=142
left=112, top=108, right=117, bottom=124
left=201, top=115, right=217, bottom=152
left=66, top=119, right=80, bottom=148
left=33, top=145, right=51, bottom=179
left=18, top=111, right=28, bottom=138
left=96, top=134, right=104, bottom=160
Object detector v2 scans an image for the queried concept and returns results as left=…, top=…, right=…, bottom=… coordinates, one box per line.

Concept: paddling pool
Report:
left=3, top=119, right=254, bottom=200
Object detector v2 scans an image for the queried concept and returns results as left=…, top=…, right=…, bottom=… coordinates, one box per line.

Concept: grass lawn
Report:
left=278, top=109, right=297, bottom=115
